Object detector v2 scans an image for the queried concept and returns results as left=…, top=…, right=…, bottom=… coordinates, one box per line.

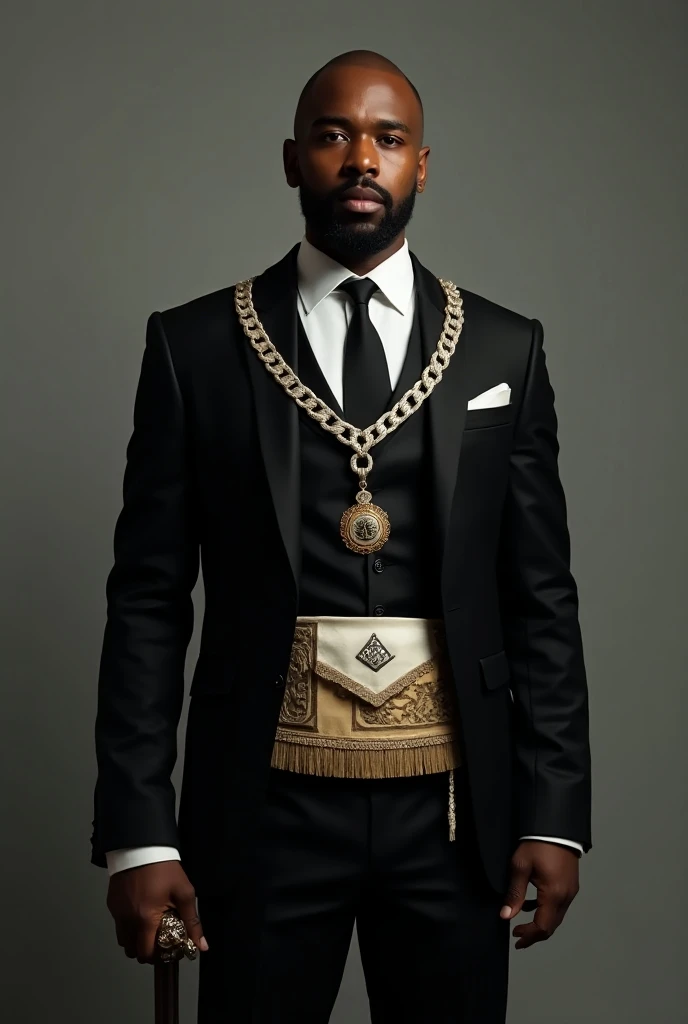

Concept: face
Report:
left=284, top=64, right=429, bottom=261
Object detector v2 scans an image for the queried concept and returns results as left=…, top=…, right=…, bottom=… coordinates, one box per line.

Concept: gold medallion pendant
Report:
left=340, top=489, right=391, bottom=554
left=233, top=272, right=464, bottom=555
left=339, top=451, right=391, bottom=554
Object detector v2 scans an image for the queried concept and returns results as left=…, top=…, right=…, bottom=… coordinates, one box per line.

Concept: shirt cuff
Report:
left=105, top=846, right=182, bottom=876
left=520, top=835, right=584, bottom=855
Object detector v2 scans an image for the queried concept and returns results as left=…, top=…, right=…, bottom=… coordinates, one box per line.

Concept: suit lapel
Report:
left=243, top=245, right=302, bottom=594
left=412, top=253, right=470, bottom=571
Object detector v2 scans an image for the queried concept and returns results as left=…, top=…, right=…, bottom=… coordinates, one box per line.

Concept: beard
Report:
left=298, top=177, right=417, bottom=259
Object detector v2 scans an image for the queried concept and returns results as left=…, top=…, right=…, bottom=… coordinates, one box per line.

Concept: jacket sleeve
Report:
left=497, top=320, right=592, bottom=850
left=90, top=312, right=199, bottom=867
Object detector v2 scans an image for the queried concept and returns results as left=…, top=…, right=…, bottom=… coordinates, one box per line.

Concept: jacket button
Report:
left=373, top=605, right=384, bottom=616
left=275, top=673, right=284, bottom=687
left=373, top=558, right=385, bottom=573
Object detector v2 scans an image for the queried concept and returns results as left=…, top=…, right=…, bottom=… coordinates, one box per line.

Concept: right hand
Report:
left=106, top=861, right=209, bottom=964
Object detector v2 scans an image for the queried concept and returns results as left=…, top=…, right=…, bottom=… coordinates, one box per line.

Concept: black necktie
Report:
left=340, top=278, right=392, bottom=427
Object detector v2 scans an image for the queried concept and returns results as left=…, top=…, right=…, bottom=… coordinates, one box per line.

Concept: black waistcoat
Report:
left=296, top=293, right=442, bottom=618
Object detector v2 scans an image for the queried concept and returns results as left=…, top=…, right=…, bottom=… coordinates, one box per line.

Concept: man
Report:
left=92, top=50, right=591, bottom=1023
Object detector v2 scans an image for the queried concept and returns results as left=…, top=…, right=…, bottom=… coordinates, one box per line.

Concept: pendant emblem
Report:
left=340, top=490, right=390, bottom=554
left=356, top=633, right=395, bottom=672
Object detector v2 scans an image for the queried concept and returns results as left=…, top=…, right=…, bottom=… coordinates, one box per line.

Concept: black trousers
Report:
left=199, top=767, right=509, bottom=1023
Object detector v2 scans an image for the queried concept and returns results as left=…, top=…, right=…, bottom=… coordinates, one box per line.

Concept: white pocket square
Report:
left=467, top=383, right=511, bottom=410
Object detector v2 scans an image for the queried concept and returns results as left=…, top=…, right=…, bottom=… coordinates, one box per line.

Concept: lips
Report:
left=340, top=186, right=384, bottom=202
left=338, top=186, right=385, bottom=213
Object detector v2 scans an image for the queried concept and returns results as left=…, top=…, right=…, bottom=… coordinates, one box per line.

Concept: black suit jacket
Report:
left=91, top=244, right=591, bottom=898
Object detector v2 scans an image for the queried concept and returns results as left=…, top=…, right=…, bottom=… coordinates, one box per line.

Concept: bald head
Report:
left=294, top=50, right=423, bottom=140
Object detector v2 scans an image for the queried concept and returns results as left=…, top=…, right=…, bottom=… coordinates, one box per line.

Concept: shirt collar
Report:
left=297, top=235, right=414, bottom=316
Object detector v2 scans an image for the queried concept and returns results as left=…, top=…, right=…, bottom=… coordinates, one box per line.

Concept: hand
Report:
left=106, top=860, right=209, bottom=964
left=500, top=840, right=580, bottom=949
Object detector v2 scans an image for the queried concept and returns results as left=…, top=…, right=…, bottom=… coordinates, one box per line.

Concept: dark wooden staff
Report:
left=154, top=909, right=197, bottom=1024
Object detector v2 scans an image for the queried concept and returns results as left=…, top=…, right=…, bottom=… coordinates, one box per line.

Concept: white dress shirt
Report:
left=296, top=234, right=415, bottom=404
left=105, top=237, right=582, bottom=875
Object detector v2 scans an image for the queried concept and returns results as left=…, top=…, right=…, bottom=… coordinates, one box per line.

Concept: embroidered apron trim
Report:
left=270, top=616, right=461, bottom=780
left=314, top=657, right=438, bottom=708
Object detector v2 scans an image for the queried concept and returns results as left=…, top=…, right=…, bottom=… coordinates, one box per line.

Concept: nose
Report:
left=342, top=134, right=380, bottom=179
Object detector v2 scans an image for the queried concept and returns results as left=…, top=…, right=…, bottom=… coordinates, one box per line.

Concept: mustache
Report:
left=331, top=177, right=393, bottom=208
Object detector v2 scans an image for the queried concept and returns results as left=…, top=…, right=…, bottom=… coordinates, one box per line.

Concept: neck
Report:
left=305, top=230, right=405, bottom=276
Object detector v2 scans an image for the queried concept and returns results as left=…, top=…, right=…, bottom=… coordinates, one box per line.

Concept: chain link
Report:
left=234, top=276, right=464, bottom=464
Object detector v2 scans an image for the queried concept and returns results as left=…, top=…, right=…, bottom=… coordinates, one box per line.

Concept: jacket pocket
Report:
left=464, top=404, right=513, bottom=430
left=479, top=649, right=511, bottom=690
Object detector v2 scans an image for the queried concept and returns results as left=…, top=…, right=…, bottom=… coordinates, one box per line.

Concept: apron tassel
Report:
left=448, top=768, right=456, bottom=842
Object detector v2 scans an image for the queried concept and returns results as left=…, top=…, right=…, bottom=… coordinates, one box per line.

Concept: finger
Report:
left=136, top=918, right=160, bottom=964
left=501, top=852, right=532, bottom=920
left=175, top=889, right=209, bottom=952
left=115, top=920, right=137, bottom=954
left=513, top=893, right=567, bottom=949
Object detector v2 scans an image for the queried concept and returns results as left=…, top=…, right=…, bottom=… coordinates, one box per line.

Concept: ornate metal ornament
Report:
left=156, top=909, right=197, bottom=963
left=234, top=274, right=464, bottom=554
left=355, top=632, right=396, bottom=672
left=340, top=493, right=390, bottom=555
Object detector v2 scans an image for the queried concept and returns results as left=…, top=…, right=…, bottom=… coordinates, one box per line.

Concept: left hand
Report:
left=500, top=840, right=580, bottom=949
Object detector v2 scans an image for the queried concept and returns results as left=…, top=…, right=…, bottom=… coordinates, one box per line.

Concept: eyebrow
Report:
left=311, top=115, right=412, bottom=135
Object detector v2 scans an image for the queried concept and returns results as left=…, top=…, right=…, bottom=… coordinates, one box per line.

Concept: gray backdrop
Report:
left=2, top=1, right=686, bottom=1021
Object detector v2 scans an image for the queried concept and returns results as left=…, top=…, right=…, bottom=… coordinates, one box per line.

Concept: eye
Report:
left=380, top=136, right=402, bottom=146
left=322, top=131, right=348, bottom=143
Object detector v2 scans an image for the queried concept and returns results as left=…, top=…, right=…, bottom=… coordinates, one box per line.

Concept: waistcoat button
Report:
left=275, top=673, right=284, bottom=687
left=373, top=605, right=385, bottom=616
left=373, top=558, right=385, bottom=573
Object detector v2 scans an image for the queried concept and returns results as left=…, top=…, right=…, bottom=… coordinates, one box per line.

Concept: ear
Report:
left=416, top=145, right=430, bottom=192
left=283, top=139, right=301, bottom=189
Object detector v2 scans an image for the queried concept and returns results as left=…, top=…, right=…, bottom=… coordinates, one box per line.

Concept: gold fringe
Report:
left=270, top=737, right=460, bottom=779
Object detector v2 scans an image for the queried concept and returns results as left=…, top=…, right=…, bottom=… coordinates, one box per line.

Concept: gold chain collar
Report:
left=234, top=276, right=464, bottom=553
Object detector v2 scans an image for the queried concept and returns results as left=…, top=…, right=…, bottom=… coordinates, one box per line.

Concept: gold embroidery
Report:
left=274, top=729, right=456, bottom=751
left=315, top=657, right=437, bottom=707
left=356, top=674, right=453, bottom=728
left=272, top=617, right=462, bottom=779
left=279, top=623, right=317, bottom=726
